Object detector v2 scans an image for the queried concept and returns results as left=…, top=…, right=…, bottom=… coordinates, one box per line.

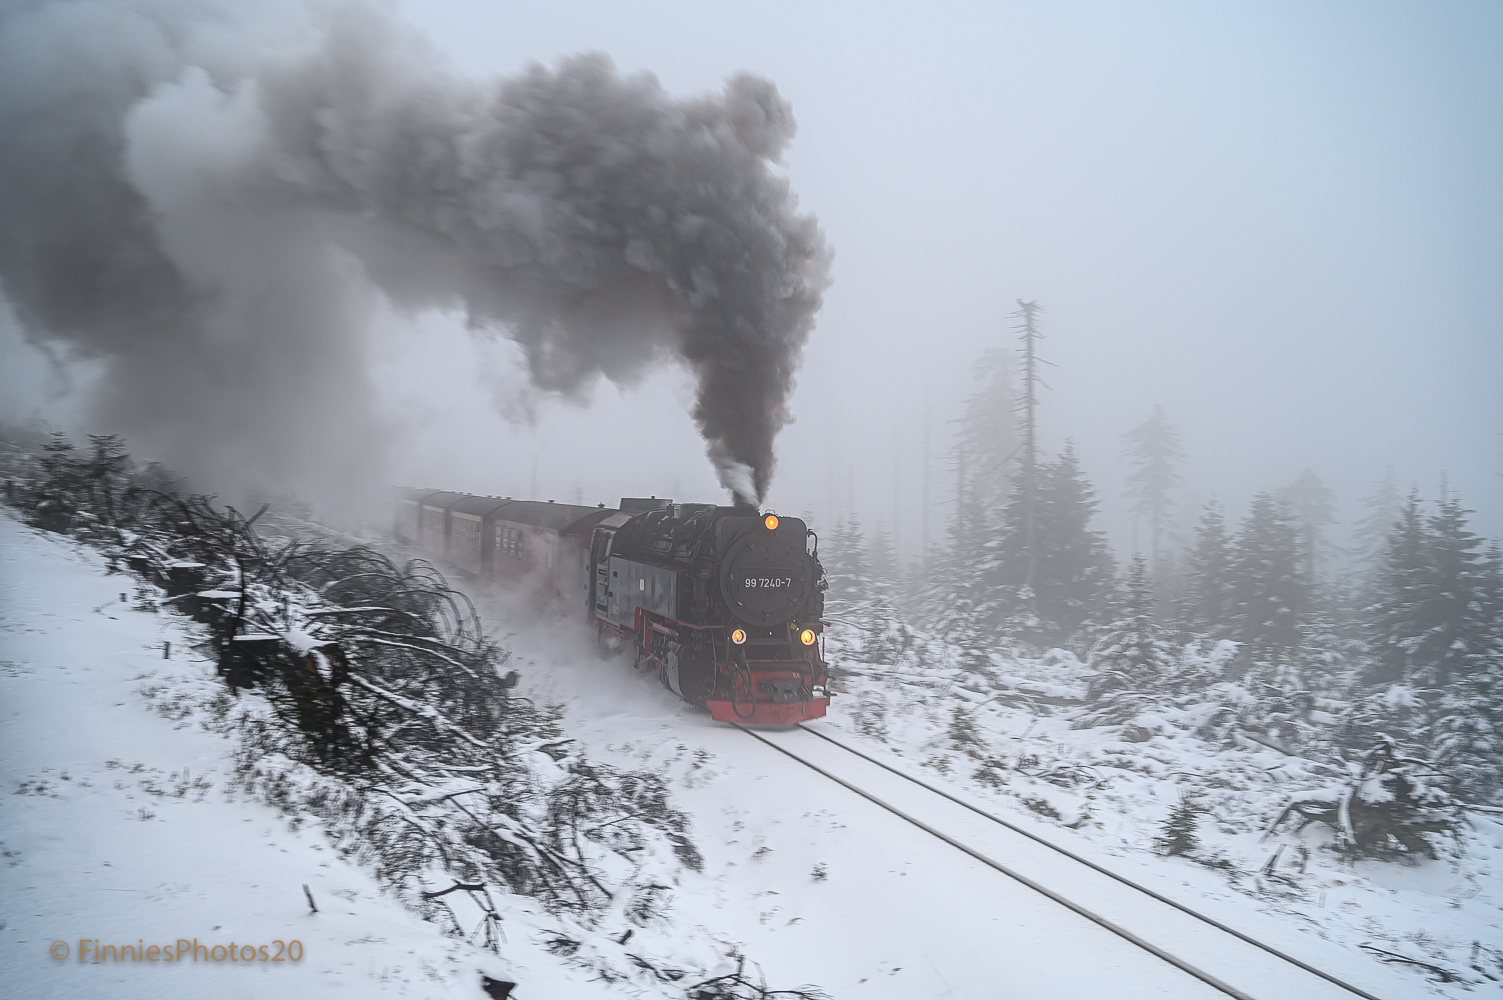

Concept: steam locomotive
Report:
left=394, top=490, right=831, bottom=725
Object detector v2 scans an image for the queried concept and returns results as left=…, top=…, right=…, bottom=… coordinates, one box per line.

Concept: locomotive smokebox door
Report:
left=718, top=519, right=815, bottom=626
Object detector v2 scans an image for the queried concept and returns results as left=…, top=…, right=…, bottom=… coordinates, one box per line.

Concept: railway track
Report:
left=739, top=722, right=1391, bottom=1000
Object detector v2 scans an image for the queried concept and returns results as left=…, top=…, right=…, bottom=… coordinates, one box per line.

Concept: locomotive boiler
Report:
left=588, top=499, right=831, bottom=725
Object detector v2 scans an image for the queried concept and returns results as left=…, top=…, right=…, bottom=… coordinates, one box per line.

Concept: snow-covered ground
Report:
left=6, top=507, right=1496, bottom=998
left=0, top=512, right=645, bottom=1000
left=819, top=642, right=1503, bottom=996
left=477, top=592, right=1238, bottom=999
left=472, top=576, right=1465, bottom=998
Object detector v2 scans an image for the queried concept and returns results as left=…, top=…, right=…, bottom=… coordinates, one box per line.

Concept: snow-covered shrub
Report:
left=1331, top=684, right=1428, bottom=758
left=1154, top=795, right=1202, bottom=857
left=1429, top=646, right=1503, bottom=804
left=850, top=690, right=892, bottom=742
left=947, top=704, right=982, bottom=752
left=3, top=438, right=724, bottom=976
left=118, top=493, right=706, bottom=927
left=9, top=432, right=132, bottom=536
left=1266, top=739, right=1459, bottom=860
left=1076, top=557, right=1176, bottom=729
left=1169, top=638, right=1237, bottom=694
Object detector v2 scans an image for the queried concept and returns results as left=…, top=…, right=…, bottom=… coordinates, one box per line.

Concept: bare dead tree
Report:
left=1013, top=300, right=1050, bottom=614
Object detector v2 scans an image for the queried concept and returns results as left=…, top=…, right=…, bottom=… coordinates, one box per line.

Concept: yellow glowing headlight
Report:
left=800, top=628, right=817, bottom=646
left=763, top=513, right=779, bottom=530
left=731, top=628, right=747, bottom=645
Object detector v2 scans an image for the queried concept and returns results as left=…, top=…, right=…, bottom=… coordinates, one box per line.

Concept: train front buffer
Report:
left=705, top=621, right=830, bottom=726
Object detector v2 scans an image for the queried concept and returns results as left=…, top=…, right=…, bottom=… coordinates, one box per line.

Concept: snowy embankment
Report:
left=826, top=635, right=1503, bottom=997
left=0, top=510, right=626, bottom=1000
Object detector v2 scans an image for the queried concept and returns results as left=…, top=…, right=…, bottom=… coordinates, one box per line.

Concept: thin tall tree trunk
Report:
left=922, top=391, right=930, bottom=572
left=955, top=439, right=965, bottom=551
left=1015, top=300, right=1044, bottom=614
left=892, top=424, right=901, bottom=568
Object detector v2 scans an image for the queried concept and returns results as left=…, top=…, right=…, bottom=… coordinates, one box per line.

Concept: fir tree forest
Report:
left=822, top=303, right=1503, bottom=836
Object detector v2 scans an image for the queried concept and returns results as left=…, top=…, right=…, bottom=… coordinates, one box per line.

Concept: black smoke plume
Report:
left=0, top=1, right=830, bottom=506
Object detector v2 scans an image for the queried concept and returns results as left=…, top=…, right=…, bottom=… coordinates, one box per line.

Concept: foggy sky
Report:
left=3, top=0, right=1499, bottom=556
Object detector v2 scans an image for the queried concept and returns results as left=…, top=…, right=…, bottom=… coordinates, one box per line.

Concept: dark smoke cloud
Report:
left=0, top=1, right=830, bottom=505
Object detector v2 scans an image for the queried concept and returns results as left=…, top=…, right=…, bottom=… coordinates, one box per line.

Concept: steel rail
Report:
left=739, top=723, right=1387, bottom=1000
left=739, top=724, right=1255, bottom=1000
left=796, top=723, right=1384, bottom=1000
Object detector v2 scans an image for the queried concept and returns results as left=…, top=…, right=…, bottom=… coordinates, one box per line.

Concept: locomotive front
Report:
left=589, top=503, right=831, bottom=725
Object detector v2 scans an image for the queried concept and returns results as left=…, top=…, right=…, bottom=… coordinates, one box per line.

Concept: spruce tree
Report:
left=81, top=434, right=130, bottom=529
left=1227, top=493, right=1307, bottom=662
left=956, top=345, right=1017, bottom=532
left=1353, top=467, right=1403, bottom=589
left=1416, top=497, right=1493, bottom=686
left=1484, top=541, right=1503, bottom=631
left=1182, top=500, right=1233, bottom=636
left=1121, top=405, right=1184, bottom=575
left=824, top=514, right=869, bottom=606
left=868, top=521, right=897, bottom=584
left=915, top=440, right=993, bottom=633
left=1367, top=491, right=1430, bottom=684
left=1081, top=556, right=1178, bottom=724
left=914, top=344, right=1016, bottom=631
left=1283, top=468, right=1339, bottom=582
left=1038, top=443, right=1116, bottom=640
left=30, top=432, right=80, bottom=532
left=1154, top=795, right=1201, bottom=857
left=1432, top=678, right=1503, bottom=803
left=1419, top=499, right=1500, bottom=800
left=990, top=442, right=1114, bottom=645
left=1366, top=493, right=1501, bottom=801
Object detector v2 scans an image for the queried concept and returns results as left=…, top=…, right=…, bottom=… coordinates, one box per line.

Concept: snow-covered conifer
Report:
left=1367, top=491, right=1430, bottom=685
left=1367, top=492, right=1492, bottom=685
left=1182, top=500, right=1233, bottom=636
left=1282, top=468, right=1339, bottom=583
left=824, top=514, right=868, bottom=606
left=1087, top=555, right=1175, bottom=700
left=1153, top=795, right=1201, bottom=857
left=916, top=347, right=1016, bottom=633
left=955, top=345, right=1018, bottom=529
left=989, top=442, right=1114, bottom=648
left=1227, top=493, right=1307, bottom=663
left=1079, top=556, right=1177, bottom=725
left=868, top=520, right=897, bottom=584
left=1415, top=498, right=1501, bottom=800
left=1352, top=467, right=1403, bottom=590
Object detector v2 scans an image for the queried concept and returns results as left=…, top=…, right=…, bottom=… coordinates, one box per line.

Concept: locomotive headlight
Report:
left=763, top=513, right=779, bottom=530
left=731, top=628, right=747, bottom=645
left=799, top=628, right=817, bottom=646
